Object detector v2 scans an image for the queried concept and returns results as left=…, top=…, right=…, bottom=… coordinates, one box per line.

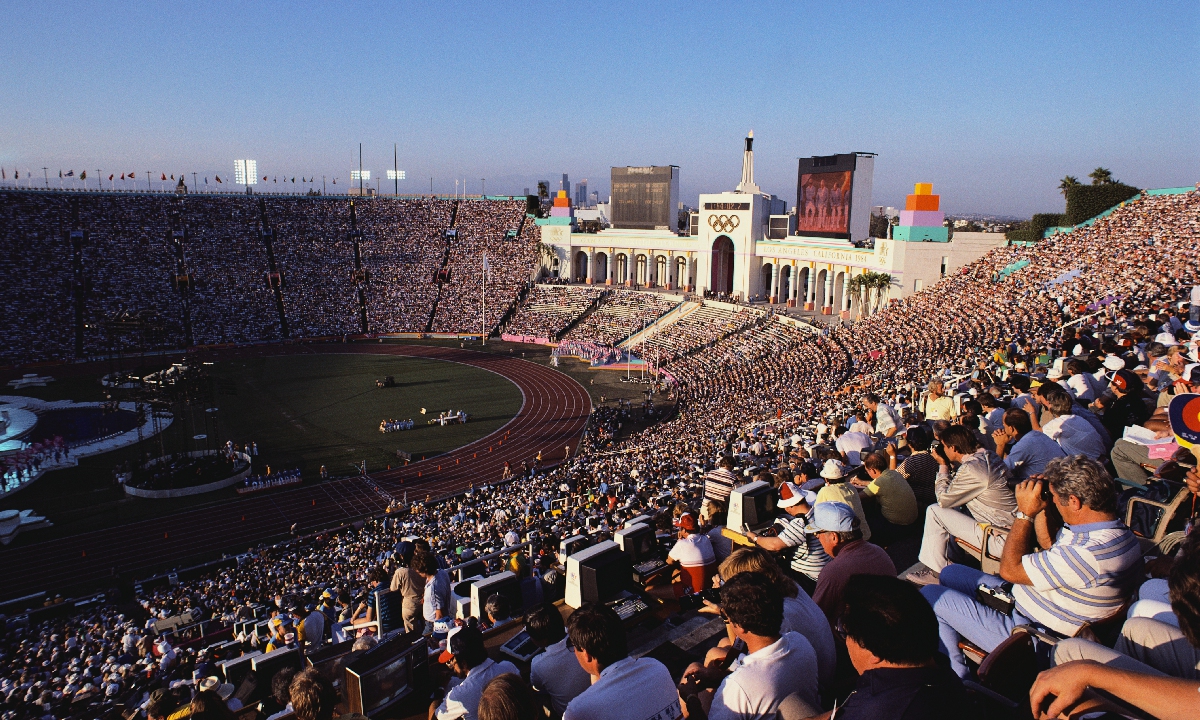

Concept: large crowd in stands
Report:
left=502, top=286, right=603, bottom=340
left=0, top=193, right=537, bottom=365
left=561, top=290, right=680, bottom=347
left=3, top=191, right=1200, bottom=720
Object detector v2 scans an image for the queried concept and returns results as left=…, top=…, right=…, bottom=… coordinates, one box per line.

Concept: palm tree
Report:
left=1058, top=175, right=1080, bottom=197
left=535, top=240, right=556, bottom=272
left=868, top=271, right=893, bottom=313
left=848, top=274, right=865, bottom=318
left=1088, top=167, right=1115, bottom=185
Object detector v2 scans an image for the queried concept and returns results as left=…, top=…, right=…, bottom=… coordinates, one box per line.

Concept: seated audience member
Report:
left=813, top=460, right=872, bottom=543
left=706, top=548, right=836, bottom=691
left=895, top=426, right=939, bottom=507
left=290, top=669, right=337, bottom=720
left=991, top=407, right=1065, bottom=483
left=1108, top=365, right=1196, bottom=484
left=806, top=502, right=896, bottom=624
left=189, top=690, right=234, bottom=720
left=525, top=602, right=591, bottom=717
left=666, top=512, right=717, bottom=596
left=700, top=499, right=733, bottom=562
left=1030, top=662, right=1200, bottom=720
left=704, top=455, right=740, bottom=504
left=263, top=667, right=298, bottom=720
left=921, top=456, right=1144, bottom=678
left=821, top=575, right=967, bottom=719
left=483, top=593, right=512, bottom=629
left=1053, top=530, right=1200, bottom=679
left=1102, top=368, right=1153, bottom=442
left=744, top=483, right=831, bottom=592
left=433, top=625, right=521, bottom=720
left=851, top=451, right=918, bottom=544
left=1027, top=382, right=1107, bottom=460
left=907, top=425, right=1015, bottom=585
left=862, top=393, right=901, bottom=443
left=563, top=604, right=681, bottom=720
left=833, top=425, right=872, bottom=466
left=478, top=674, right=541, bottom=720
left=678, top=573, right=820, bottom=719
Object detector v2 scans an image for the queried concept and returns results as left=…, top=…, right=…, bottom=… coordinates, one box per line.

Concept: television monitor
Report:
left=559, top=534, right=591, bottom=559
left=614, top=523, right=656, bottom=563
left=373, top=589, right=406, bottom=635
left=305, top=639, right=355, bottom=682
left=454, top=559, right=486, bottom=583
left=727, top=480, right=777, bottom=533
left=249, top=646, right=303, bottom=704
left=470, top=571, right=523, bottom=620
left=344, top=632, right=429, bottom=717
left=565, top=541, right=632, bottom=608
left=219, top=650, right=260, bottom=688
left=624, top=514, right=652, bottom=529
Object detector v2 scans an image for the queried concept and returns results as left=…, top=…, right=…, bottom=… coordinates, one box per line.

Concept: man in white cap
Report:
left=745, top=482, right=831, bottom=590
left=199, top=676, right=243, bottom=712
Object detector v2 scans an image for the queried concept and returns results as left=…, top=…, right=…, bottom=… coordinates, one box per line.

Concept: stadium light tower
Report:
left=234, top=159, right=258, bottom=193
left=388, top=143, right=406, bottom=195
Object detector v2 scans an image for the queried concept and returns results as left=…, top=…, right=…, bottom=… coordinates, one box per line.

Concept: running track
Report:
left=0, top=344, right=591, bottom=601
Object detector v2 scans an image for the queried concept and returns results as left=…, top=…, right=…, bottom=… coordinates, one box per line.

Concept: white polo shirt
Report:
left=563, top=656, right=681, bottom=720
left=436, top=657, right=520, bottom=720
left=530, top=637, right=592, bottom=716
left=707, top=632, right=820, bottom=720
left=667, top=533, right=715, bottom=568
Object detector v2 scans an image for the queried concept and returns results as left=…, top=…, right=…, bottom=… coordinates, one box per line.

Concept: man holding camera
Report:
left=920, top=456, right=1144, bottom=678
left=907, top=425, right=1015, bottom=586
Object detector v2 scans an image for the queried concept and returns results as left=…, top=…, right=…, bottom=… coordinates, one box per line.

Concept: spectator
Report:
left=704, top=456, right=739, bottom=504
left=390, top=540, right=427, bottom=634
left=526, top=603, right=591, bottom=717
left=189, top=690, right=234, bottom=720
left=666, top=512, right=717, bottom=596
left=478, top=674, right=541, bottom=720
left=678, top=572, right=820, bottom=719
left=991, top=407, right=1065, bottom=483
left=433, top=626, right=520, bottom=720
left=289, top=669, right=337, bottom=720
left=415, top=549, right=452, bottom=631
left=907, top=425, right=1015, bottom=585
left=921, top=456, right=1144, bottom=678
left=829, top=575, right=968, bottom=719
left=806, top=502, right=896, bottom=624
left=1028, top=382, right=1107, bottom=460
left=744, top=482, right=831, bottom=592
left=562, top=604, right=681, bottom=720
left=851, top=451, right=918, bottom=544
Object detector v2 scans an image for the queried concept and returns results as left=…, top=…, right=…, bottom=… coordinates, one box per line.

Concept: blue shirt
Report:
left=1002, top=430, right=1066, bottom=482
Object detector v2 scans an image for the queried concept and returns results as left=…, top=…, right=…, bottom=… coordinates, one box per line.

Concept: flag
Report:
left=1, top=168, right=5, bottom=180
left=215, top=175, right=222, bottom=183
left=129, top=172, right=135, bottom=178
left=262, top=176, right=267, bottom=182
left=291, top=177, right=294, bottom=183
left=170, top=174, right=175, bottom=180
left=205, top=177, right=208, bottom=184
left=80, top=171, right=86, bottom=180
left=65, top=170, right=74, bottom=177
left=13, top=170, right=17, bottom=179
left=482, top=253, right=491, bottom=281
left=120, top=173, right=125, bottom=180
left=161, top=173, right=166, bottom=181
left=109, top=174, right=114, bottom=181
left=59, top=170, right=62, bottom=178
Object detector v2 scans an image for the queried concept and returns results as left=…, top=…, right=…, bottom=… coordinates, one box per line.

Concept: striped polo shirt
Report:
left=777, top=514, right=832, bottom=582
left=1013, top=519, right=1144, bottom=637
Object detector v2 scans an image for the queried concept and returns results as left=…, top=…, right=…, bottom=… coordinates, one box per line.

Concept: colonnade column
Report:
left=789, top=261, right=799, bottom=307
left=770, top=261, right=781, bottom=304
left=584, top=248, right=595, bottom=284
left=686, top=252, right=695, bottom=291
left=822, top=266, right=834, bottom=315
left=841, top=270, right=852, bottom=319
left=607, top=248, right=615, bottom=285
left=666, top=250, right=675, bottom=289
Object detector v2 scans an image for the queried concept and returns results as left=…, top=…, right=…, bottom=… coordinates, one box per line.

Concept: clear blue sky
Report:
left=2, top=1, right=1196, bottom=216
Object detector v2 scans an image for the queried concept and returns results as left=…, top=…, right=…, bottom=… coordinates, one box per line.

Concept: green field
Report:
left=0, top=352, right=522, bottom=539
left=206, top=353, right=523, bottom=474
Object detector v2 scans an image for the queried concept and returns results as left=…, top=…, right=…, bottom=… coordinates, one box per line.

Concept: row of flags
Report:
left=0, top=169, right=336, bottom=185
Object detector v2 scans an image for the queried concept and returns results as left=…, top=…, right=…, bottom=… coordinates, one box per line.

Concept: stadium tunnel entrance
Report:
left=711, top=236, right=734, bottom=295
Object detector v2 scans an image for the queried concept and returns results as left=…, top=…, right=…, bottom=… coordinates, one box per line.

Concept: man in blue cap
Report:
left=807, top=502, right=896, bottom=624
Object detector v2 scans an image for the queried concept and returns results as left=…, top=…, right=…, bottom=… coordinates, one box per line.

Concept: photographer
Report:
left=678, top=572, right=820, bottom=720
left=907, top=425, right=1015, bottom=585
left=920, top=456, right=1144, bottom=678
left=991, top=407, right=1065, bottom=483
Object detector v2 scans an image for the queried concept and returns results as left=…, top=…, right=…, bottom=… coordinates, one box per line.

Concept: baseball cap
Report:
left=777, top=482, right=814, bottom=509
left=803, top=502, right=858, bottom=534
left=674, top=512, right=697, bottom=532
left=1110, top=369, right=1143, bottom=395
left=1184, top=363, right=1200, bottom=384
left=1155, top=332, right=1178, bottom=347
left=1102, top=355, right=1126, bottom=372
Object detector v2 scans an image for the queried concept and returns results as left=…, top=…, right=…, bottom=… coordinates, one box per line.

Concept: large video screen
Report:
left=797, top=171, right=852, bottom=237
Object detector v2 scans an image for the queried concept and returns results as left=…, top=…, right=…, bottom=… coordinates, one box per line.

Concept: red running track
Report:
left=0, top=343, right=591, bottom=601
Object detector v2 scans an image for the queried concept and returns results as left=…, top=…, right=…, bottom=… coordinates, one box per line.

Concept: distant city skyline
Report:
left=1, top=1, right=1195, bottom=217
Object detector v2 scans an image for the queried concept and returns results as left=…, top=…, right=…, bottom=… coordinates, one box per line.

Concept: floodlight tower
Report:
left=257, top=199, right=289, bottom=338
left=235, top=159, right=258, bottom=195
left=348, top=202, right=369, bottom=333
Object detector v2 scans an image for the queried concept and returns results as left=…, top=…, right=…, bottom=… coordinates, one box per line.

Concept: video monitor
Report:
left=566, top=541, right=632, bottom=608
left=614, top=523, right=656, bottom=562
left=728, top=480, right=777, bottom=533
left=470, top=571, right=524, bottom=619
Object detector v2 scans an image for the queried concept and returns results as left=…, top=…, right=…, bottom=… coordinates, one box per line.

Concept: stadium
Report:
left=3, top=7, right=1200, bottom=720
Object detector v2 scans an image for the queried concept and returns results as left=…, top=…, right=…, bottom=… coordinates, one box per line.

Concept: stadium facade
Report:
left=538, top=133, right=1006, bottom=316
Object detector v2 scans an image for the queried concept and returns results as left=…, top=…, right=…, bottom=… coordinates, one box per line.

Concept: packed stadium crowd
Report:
left=502, top=286, right=603, bottom=340
left=3, top=190, right=1200, bottom=720
left=0, top=193, right=535, bottom=365
left=560, top=290, right=680, bottom=347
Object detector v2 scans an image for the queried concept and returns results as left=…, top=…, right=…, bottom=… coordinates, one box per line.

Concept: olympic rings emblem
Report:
left=708, top=214, right=741, bottom=233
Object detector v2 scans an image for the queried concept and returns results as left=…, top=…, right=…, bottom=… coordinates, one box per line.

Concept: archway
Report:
left=816, top=269, right=828, bottom=310
left=711, top=236, right=734, bottom=296
left=574, top=251, right=588, bottom=282
left=654, top=256, right=667, bottom=287
left=635, top=254, right=648, bottom=286
left=798, top=267, right=811, bottom=306
left=595, top=252, right=608, bottom=284
left=675, top=256, right=688, bottom=290
left=761, top=263, right=773, bottom=300
left=834, top=271, right=846, bottom=314
left=615, top=254, right=628, bottom=285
